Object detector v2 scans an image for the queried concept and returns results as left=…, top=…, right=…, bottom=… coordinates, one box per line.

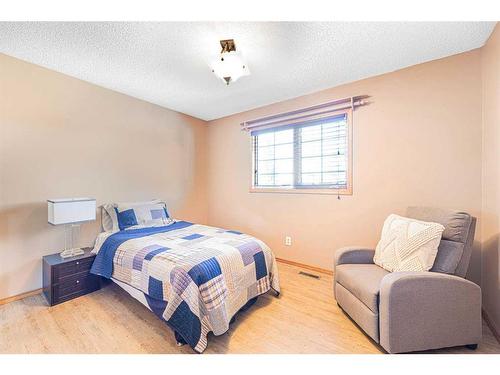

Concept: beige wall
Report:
left=481, top=24, right=500, bottom=335
left=207, top=50, right=483, bottom=284
left=0, top=35, right=494, bottom=322
left=0, top=53, right=208, bottom=300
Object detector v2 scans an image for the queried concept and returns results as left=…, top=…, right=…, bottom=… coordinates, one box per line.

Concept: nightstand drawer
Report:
left=52, top=273, right=100, bottom=303
left=52, top=257, right=94, bottom=281
left=43, top=248, right=102, bottom=306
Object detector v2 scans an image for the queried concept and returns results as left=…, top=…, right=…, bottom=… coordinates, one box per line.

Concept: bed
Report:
left=90, top=218, right=280, bottom=353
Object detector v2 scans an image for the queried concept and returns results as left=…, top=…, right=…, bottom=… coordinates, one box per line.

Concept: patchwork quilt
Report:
left=90, top=221, right=280, bottom=353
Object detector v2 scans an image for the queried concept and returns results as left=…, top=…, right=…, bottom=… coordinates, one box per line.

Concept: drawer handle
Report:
left=76, top=261, right=80, bottom=265
left=76, top=280, right=80, bottom=284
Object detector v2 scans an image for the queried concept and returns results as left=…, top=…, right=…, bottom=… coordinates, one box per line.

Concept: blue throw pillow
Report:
left=115, top=208, right=138, bottom=230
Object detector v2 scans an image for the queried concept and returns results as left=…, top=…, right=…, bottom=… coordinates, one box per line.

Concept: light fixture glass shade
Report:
left=211, top=51, right=250, bottom=85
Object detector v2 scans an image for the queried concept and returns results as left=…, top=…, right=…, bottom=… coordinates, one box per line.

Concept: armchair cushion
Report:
left=430, top=240, right=464, bottom=274
left=406, top=207, right=475, bottom=277
left=335, top=264, right=389, bottom=312
left=406, top=206, right=472, bottom=243
left=379, top=271, right=481, bottom=353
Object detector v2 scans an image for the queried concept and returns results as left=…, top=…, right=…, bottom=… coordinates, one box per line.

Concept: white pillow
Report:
left=101, top=204, right=115, bottom=232
left=373, top=214, right=445, bottom=272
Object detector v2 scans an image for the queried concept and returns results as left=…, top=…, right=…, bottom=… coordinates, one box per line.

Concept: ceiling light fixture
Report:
left=210, top=39, right=250, bottom=85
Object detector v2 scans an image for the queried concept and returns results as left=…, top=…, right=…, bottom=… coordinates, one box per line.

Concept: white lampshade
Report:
left=48, top=198, right=96, bottom=225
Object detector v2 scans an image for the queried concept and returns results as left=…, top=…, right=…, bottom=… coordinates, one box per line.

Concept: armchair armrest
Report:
left=334, top=246, right=375, bottom=267
left=379, top=272, right=482, bottom=353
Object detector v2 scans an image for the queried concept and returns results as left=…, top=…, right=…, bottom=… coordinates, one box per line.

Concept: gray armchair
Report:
left=334, top=207, right=481, bottom=353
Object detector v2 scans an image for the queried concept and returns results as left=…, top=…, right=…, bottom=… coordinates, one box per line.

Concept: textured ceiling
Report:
left=0, top=22, right=495, bottom=120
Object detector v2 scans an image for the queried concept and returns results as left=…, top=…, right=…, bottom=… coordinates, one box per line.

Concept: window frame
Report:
left=250, top=108, right=353, bottom=195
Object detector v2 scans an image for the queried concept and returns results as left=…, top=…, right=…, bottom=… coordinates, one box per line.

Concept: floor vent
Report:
left=299, top=271, right=320, bottom=279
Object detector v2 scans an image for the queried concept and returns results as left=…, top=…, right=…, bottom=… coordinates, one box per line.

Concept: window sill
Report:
left=249, top=187, right=352, bottom=195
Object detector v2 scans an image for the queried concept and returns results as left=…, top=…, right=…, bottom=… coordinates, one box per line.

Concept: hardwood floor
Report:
left=1, top=261, right=499, bottom=354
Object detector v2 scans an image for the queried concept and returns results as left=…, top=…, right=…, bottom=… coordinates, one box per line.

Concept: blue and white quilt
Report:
left=90, top=221, right=280, bottom=352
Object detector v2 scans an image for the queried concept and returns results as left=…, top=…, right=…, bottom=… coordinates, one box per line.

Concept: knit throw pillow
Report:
left=374, top=214, right=445, bottom=272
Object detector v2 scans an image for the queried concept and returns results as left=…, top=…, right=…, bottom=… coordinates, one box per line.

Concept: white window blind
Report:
left=252, top=113, right=350, bottom=190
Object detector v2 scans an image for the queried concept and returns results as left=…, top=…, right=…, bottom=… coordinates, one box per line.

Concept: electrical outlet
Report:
left=285, top=236, right=292, bottom=246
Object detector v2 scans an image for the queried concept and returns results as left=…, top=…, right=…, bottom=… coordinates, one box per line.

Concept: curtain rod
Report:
left=241, top=95, right=369, bottom=131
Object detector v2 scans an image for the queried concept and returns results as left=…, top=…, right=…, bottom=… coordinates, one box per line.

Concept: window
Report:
left=252, top=112, right=352, bottom=194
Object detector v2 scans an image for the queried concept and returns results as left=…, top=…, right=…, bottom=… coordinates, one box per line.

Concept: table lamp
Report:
left=48, top=198, right=96, bottom=258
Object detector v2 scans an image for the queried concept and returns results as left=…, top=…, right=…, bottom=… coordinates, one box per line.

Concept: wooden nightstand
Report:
left=42, top=248, right=101, bottom=306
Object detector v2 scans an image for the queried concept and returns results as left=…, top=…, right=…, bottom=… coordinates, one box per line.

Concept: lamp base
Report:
left=60, top=247, right=85, bottom=258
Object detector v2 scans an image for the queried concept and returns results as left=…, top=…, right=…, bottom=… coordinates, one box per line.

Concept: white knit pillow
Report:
left=374, top=214, right=445, bottom=272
